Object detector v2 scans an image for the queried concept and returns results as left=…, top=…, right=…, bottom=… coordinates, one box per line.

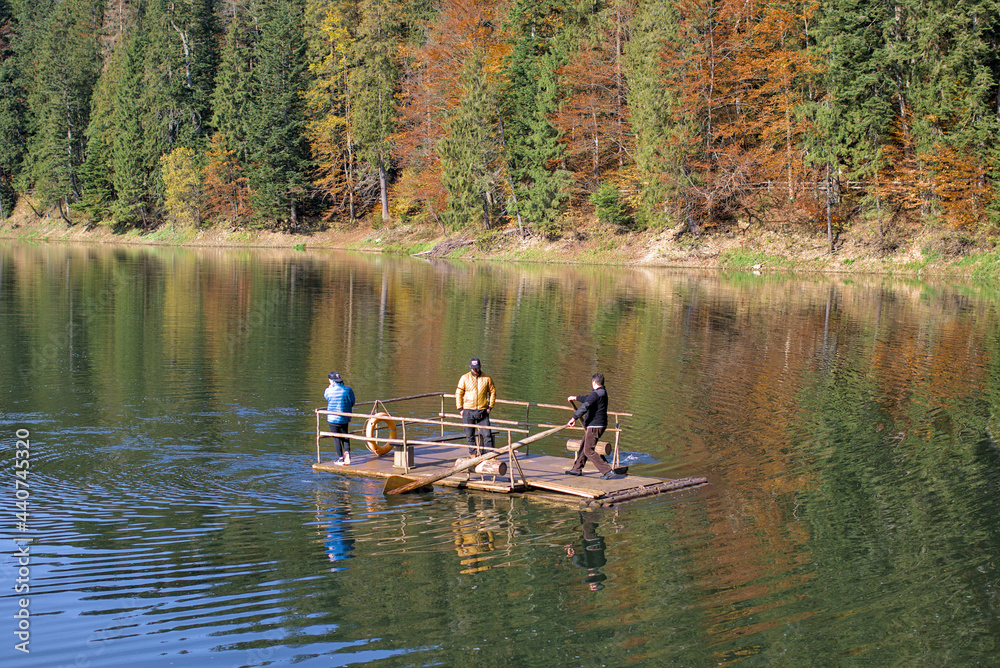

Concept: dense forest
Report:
left=1, top=0, right=999, bottom=242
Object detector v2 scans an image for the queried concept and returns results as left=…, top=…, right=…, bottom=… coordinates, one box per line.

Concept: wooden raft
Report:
left=314, top=394, right=706, bottom=505
left=313, top=443, right=708, bottom=505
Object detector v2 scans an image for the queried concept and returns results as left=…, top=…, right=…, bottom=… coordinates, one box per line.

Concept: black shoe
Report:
left=600, top=470, right=617, bottom=480
left=565, top=469, right=582, bottom=476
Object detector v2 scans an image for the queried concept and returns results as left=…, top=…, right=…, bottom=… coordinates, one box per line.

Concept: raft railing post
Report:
left=506, top=428, right=512, bottom=488
left=316, top=410, right=322, bottom=463
left=401, top=418, right=411, bottom=473
left=523, top=405, right=530, bottom=454
left=613, top=416, right=621, bottom=468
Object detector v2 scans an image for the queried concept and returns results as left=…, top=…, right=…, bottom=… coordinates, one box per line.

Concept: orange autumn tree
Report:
left=201, top=134, right=252, bottom=226
left=923, top=143, right=994, bottom=229
left=554, top=0, right=636, bottom=186
left=740, top=0, right=817, bottom=202
left=659, top=0, right=746, bottom=232
left=659, top=0, right=816, bottom=232
left=394, top=0, right=509, bottom=228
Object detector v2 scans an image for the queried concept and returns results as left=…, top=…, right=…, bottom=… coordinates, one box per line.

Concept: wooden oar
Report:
left=383, top=423, right=569, bottom=495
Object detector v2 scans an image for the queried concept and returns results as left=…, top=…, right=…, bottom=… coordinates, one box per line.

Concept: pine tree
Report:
left=501, top=0, right=572, bottom=234
left=140, top=0, right=217, bottom=161
left=110, top=29, right=149, bottom=226
left=0, top=2, right=26, bottom=219
left=623, top=0, right=678, bottom=229
left=350, top=0, right=401, bottom=223
left=438, top=48, right=501, bottom=230
left=244, top=0, right=310, bottom=226
left=14, top=0, right=103, bottom=218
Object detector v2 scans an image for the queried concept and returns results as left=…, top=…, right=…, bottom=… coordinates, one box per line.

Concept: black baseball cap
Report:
left=469, top=358, right=481, bottom=369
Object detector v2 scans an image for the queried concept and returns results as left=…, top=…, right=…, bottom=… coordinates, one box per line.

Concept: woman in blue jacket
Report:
left=324, top=372, right=356, bottom=465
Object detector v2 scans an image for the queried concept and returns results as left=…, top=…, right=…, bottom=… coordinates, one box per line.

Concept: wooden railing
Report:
left=316, top=391, right=632, bottom=475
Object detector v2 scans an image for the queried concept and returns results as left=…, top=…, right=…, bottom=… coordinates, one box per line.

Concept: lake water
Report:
left=2, top=241, right=999, bottom=666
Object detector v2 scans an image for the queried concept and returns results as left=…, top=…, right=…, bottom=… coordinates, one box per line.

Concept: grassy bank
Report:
left=4, top=199, right=1000, bottom=281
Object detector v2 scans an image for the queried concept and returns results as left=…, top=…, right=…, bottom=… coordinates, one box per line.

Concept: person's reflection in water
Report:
left=324, top=506, right=355, bottom=572
left=566, top=510, right=607, bottom=590
left=453, top=497, right=496, bottom=575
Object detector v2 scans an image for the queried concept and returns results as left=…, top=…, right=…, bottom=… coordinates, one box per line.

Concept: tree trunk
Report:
left=825, top=162, right=833, bottom=253
left=379, top=157, right=389, bottom=223
left=497, top=114, right=525, bottom=237
left=58, top=197, right=71, bottom=225
left=481, top=192, right=490, bottom=230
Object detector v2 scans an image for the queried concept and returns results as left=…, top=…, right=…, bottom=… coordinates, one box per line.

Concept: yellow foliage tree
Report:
left=305, top=3, right=355, bottom=220
left=160, top=147, right=203, bottom=228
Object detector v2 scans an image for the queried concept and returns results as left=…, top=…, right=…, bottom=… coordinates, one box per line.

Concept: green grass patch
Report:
left=956, top=251, right=1000, bottom=281
left=139, top=226, right=198, bottom=245
left=718, top=248, right=790, bottom=270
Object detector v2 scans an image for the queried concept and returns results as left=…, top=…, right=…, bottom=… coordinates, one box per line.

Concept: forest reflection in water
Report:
left=1, top=241, right=999, bottom=666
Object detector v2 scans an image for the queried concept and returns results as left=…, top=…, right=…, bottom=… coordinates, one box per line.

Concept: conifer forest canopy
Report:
left=2, top=0, right=1000, bottom=236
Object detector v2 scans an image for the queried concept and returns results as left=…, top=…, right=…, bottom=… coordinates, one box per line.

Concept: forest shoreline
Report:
left=2, top=202, right=998, bottom=281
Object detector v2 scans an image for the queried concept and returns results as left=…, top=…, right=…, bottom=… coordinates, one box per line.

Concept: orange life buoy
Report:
left=364, top=413, right=396, bottom=456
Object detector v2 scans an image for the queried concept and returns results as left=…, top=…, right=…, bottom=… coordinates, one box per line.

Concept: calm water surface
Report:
left=2, top=242, right=1000, bottom=666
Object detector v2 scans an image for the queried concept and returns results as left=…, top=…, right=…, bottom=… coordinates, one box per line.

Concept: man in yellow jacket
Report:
left=456, top=358, right=497, bottom=455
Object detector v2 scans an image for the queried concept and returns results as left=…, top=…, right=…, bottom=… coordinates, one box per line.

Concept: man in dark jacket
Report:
left=565, top=373, right=617, bottom=479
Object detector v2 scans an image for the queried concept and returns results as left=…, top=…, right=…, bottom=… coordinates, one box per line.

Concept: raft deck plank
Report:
left=312, top=442, right=700, bottom=501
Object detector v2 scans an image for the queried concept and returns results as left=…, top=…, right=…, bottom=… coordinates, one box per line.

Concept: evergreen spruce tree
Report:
left=623, top=0, right=678, bottom=229
left=110, top=29, right=150, bottom=226
left=518, top=54, right=570, bottom=235
left=77, top=25, right=122, bottom=223
left=211, top=13, right=252, bottom=166
left=141, top=0, right=217, bottom=165
left=807, top=0, right=896, bottom=188
left=14, top=0, right=103, bottom=217
left=500, top=0, right=572, bottom=234
left=244, top=0, right=310, bottom=226
left=438, top=48, right=501, bottom=231
left=892, top=0, right=1000, bottom=226
left=350, top=0, right=401, bottom=223
left=0, top=2, right=26, bottom=219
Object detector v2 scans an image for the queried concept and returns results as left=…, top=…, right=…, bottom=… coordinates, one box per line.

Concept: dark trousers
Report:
left=571, top=426, right=612, bottom=475
left=328, top=422, right=350, bottom=456
left=462, top=409, right=495, bottom=454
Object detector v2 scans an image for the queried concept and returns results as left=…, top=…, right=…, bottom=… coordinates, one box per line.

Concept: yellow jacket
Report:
left=456, top=372, right=496, bottom=410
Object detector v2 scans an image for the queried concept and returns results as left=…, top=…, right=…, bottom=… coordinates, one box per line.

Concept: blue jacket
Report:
left=324, top=382, right=356, bottom=425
